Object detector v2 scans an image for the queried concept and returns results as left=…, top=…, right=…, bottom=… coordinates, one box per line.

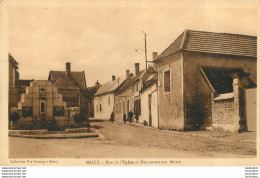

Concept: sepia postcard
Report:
left=0, top=0, right=260, bottom=167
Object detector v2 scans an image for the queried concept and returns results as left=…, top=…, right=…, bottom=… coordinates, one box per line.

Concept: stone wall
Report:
left=183, top=51, right=256, bottom=130
left=212, top=99, right=235, bottom=131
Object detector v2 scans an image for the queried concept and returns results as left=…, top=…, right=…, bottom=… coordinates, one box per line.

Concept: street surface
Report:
left=9, top=120, right=256, bottom=158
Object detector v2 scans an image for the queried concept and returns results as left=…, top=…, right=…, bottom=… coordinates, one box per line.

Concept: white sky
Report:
left=9, top=1, right=257, bottom=87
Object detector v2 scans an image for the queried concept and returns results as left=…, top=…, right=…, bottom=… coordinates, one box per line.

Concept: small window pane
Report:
left=164, top=70, right=170, bottom=92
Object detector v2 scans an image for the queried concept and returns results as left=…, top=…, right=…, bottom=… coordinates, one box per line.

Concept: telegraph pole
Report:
left=144, top=32, right=148, bottom=71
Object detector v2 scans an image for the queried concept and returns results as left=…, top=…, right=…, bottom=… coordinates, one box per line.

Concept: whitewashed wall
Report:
left=94, top=93, right=114, bottom=120
left=139, top=83, right=158, bottom=128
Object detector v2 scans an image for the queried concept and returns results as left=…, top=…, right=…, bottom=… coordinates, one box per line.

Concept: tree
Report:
left=73, top=114, right=90, bottom=127
left=10, top=111, right=20, bottom=122
left=9, top=111, right=20, bottom=130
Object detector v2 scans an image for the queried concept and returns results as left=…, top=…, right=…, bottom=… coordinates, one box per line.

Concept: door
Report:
left=245, top=88, right=256, bottom=131
left=40, top=101, right=46, bottom=114
left=148, top=94, right=152, bottom=127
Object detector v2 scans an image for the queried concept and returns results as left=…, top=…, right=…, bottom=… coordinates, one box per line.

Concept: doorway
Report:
left=148, top=94, right=152, bottom=127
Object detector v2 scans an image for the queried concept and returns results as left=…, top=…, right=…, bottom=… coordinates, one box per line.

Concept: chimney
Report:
left=152, top=52, right=158, bottom=60
left=112, top=75, right=116, bottom=81
left=95, top=80, right=100, bottom=87
left=126, top=70, right=130, bottom=80
left=135, top=63, right=140, bottom=76
left=66, top=62, right=71, bottom=75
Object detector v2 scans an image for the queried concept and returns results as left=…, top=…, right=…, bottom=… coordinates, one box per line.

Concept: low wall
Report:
left=212, top=99, right=235, bottom=132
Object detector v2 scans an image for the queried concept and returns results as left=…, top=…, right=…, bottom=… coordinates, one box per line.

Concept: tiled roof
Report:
left=88, top=85, right=101, bottom=96
left=141, top=74, right=157, bottom=93
left=16, top=79, right=34, bottom=87
left=140, top=66, right=156, bottom=86
left=52, top=77, right=79, bottom=90
left=156, top=30, right=257, bottom=60
left=201, top=67, right=256, bottom=94
left=95, top=76, right=125, bottom=96
left=49, top=71, right=86, bottom=90
left=116, top=70, right=145, bottom=93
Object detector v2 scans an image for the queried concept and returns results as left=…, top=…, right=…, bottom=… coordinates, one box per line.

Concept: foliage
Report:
left=10, top=111, right=20, bottom=122
left=73, top=114, right=86, bottom=123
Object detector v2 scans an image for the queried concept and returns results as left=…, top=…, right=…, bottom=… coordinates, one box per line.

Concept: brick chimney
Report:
left=95, top=80, right=100, bottom=87
left=126, top=70, right=130, bottom=80
left=152, top=52, right=158, bottom=60
left=66, top=62, right=71, bottom=75
left=135, top=63, right=140, bottom=76
left=112, top=75, right=116, bottom=81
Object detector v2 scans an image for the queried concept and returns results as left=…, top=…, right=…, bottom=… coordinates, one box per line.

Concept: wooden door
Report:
left=245, top=88, right=256, bottom=131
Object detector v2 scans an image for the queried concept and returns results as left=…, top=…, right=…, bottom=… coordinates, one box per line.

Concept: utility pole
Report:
left=144, top=32, right=148, bottom=71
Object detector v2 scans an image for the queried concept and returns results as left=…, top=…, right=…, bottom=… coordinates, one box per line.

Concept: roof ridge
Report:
left=187, top=29, right=256, bottom=38
left=180, top=29, right=189, bottom=50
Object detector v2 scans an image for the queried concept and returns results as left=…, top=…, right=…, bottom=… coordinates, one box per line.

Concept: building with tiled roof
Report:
left=94, top=75, right=126, bottom=120
left=114, top=63, right=157, bottom=122
left=155, top=29, right=256, bottom=132
left=48, top=62, right=89, bottom=116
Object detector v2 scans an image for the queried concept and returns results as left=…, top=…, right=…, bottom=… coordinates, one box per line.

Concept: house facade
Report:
left=114, top=63, right=157, bottom=124
left=139, top=74, right=158, bottom=127
left=48, top=62, right=89, bottom=117
left=94, top=76, right=125, bottom=120
left=155, top=30, right=257, bottom=132
left=114, top=69, right=138, bottom=121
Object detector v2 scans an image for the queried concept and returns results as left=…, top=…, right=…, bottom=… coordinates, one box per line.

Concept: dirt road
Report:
left=9, top=120, right=256, bottom=158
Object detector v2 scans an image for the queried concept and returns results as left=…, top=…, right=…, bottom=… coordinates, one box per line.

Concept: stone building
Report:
left=48, top=62, right=89, bottom=117
left=9, top=54, right=34, bottom=109
left=17, top=80, right=79, bottom=128
left=154, top=29, right=257, bottom=132
left=94, top=76, right=125, bottom=120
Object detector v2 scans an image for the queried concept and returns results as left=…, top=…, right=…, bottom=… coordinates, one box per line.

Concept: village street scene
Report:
left=7, top=6, right=256, bottom=158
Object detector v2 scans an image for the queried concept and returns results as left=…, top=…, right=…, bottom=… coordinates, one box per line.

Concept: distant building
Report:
left=87, top=81, right=101, bottom=117
left=9, top=54, right=20, bottom=108
left=114, top=63, right=156, bottom=124
left=94, top=75, right=125, bottom=120
left=9, top=54, right=34, bottom=109
left=48, top=62, right=89, bottom=116
left=154, top=29, right=257, bottom=132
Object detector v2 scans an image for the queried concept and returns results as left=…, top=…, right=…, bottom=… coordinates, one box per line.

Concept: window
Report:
left=164, top=70, right=170, bottom=92
left=40, top=102, right=45, bottom=113
left=53, top=106, right=64, bottom=116
left=100, top=104, right=102, bottom=112
left=22, top=107, right=33, bottom=117
left=96, top=105, right=98, bottom=112
left=108, top=96, right=110, bottom=105
left=119, top=102, right=122, bottom=113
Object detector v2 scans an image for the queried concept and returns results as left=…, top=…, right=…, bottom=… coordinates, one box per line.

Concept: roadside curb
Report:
left=9, top=132, right=99, bottom=139
left=128, top=122, right=255, bottom=143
